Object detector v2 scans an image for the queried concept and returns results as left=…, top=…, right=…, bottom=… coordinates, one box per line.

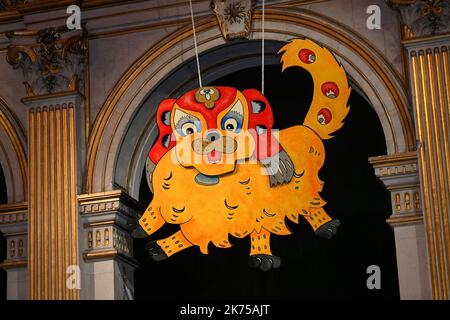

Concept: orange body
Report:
left=138, top=38, right=351, bottom=262
left=146, top=125, right=329, bottom=254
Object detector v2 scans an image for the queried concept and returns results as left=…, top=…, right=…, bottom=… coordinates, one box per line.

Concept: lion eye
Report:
left=220, top=100, right=244, bottom=133
left=174, top=108, right=202, bottom=136
left=180, top=122, right=198, bottom=136
left=223, top=118, right=238, bottom=132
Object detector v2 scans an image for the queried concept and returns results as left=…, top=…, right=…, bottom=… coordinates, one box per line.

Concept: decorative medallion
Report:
left=317, top=108, right=332, bottom=125
left=211, top=0, right=253, bottom=40
left=195, top=87, right=220, bottom=109
left=298, top=48, right=316, bottom=64
left=321, top=82, right=339, bottom=99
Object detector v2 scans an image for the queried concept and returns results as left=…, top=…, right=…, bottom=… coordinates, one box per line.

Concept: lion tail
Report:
left=279, top=38, right=351, bottom=140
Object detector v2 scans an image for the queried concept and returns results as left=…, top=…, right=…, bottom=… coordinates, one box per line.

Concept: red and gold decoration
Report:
left=133, top=38, right=351, bottom=271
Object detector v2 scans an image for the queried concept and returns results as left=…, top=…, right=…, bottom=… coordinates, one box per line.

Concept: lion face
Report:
left=171, top=88, right=256, bottom=176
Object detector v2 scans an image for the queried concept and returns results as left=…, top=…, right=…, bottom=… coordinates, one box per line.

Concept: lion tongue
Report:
left=207, top=150, right=222, bottom=163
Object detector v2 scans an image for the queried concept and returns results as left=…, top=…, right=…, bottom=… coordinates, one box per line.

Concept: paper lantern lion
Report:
left=132, top=38, right=351, bottom=271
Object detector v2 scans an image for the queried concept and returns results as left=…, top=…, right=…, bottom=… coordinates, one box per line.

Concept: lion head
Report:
left=149, top=86, right=281, bottom=178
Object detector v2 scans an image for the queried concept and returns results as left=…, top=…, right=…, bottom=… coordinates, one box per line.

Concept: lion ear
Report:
left=149, top=98, right=177, bottom=165
left=161, top=110, right=171, bottom=125
left=242, top=89, right=278, bottom=160
left=173, top=108, right=191, bottom=127
left=251, top=100, right=266, bottom=114
left=242, top=88, right=274, bottom=130
left=158, top=99, right=176, bottom=126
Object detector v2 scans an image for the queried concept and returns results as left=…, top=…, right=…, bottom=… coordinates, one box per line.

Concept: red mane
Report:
left=148, top=87, right=282, bottom=165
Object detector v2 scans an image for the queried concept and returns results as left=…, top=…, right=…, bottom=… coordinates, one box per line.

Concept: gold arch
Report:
left=0, top=97, right=27, bottom=202
left=86, top=8, right=416, bottom=193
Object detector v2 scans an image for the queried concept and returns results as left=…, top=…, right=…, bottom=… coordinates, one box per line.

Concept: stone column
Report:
left=389, top=0, right=450, bottom=300
left=406, top=39, right=450, bottom=300
left=0, top=203, right=28, bottom=299
left=6, top=27, right=86, bottom=300
left=22, top=93, right=83, bottom=300
left=369, top=152, right=431, bottom=299
left=78, top=190, right=142, bottom=300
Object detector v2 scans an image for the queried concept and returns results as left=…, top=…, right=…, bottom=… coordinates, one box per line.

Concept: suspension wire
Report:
left=188, top=0, right=203, bottom=88
left=261, top=0, right=265, bottom=94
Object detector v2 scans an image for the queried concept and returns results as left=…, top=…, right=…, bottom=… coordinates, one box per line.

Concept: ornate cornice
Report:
left=78, top=189, right=144, bottom=216
left=0, top=0, right=73, bottom=22
left=386, top=212, right=423, bottom=226
left=387, top=0, right=450, bottom=39
left=211, top=0, right=328, bottom=41
left=79, top=190, right=143, bottom=265
left=0, top=202, right=27, bottom=225
left=0, top=259, right=27, bottom=270
left=369, top=151, right=419, bottom=180
left=369, top=151, right=423, bottom=227
left=0, top=0, right=140, bottom=14
left=0, top=202, right=28, bottom=271
left=0, top=0, right=73, bottom=11
left=0, top=0, right=25, bottom=11
left=6, top=27, right=86, bottom=97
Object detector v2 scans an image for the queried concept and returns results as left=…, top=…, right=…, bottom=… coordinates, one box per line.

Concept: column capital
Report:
left=78, top=189, right=144, bottom=300
left=78, top=189, right=143, bottom=263
left=403, top=33, right=450, bottom=51
left=0, top=202, right=28, bottom=269
left=20, top=90, right=84, bottom=110
left=0, top=202, right=28, bottom=299
left=387, top=0, right=450, bottom=40
left=369, top=151, right=423, bottom=227
left=0, top=202, right=28, bottom=233
left=6, top=26, right=86, bottom=98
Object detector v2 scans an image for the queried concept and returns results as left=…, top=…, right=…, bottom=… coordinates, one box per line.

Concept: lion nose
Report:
left=206, top=131, right=220, bottom=142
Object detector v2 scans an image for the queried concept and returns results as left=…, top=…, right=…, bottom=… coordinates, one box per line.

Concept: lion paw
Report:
left=315, top=219, right=341, bottom=239
left=131, top=223, right=148, bottom=239
left=248, top=254, right=281, bottom=271
left=145, top=240, right=169, bottom=262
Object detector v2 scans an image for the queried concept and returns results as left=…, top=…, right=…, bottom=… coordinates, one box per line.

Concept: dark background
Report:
left=134, top=64, right=399, bottom=300
left=0, top=62, right=398, bottom=301
left=0, top=164, right=7, bottom=300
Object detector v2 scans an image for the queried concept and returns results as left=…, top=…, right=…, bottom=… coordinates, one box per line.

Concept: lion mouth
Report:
left=192, top=136, right=237, bottom=164
left=207, top=149, right=222, bottom=164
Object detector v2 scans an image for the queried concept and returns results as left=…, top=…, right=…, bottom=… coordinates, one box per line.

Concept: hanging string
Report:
left=261, top=0, right=265, bottom=94
left=188, top=0, right=203, bottom=88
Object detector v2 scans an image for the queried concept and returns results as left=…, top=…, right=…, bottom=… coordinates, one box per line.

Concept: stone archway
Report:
left=121, top=39, right=287, bottom=199
left=83, top=7, right=424, bottom=299
left=85, top=8, right=415, bottom=196
left=132, top=55, right=402, bottom=299
left=0, top=97, right=27, bottom=204
left=0, top=97, right=28, bottom=300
